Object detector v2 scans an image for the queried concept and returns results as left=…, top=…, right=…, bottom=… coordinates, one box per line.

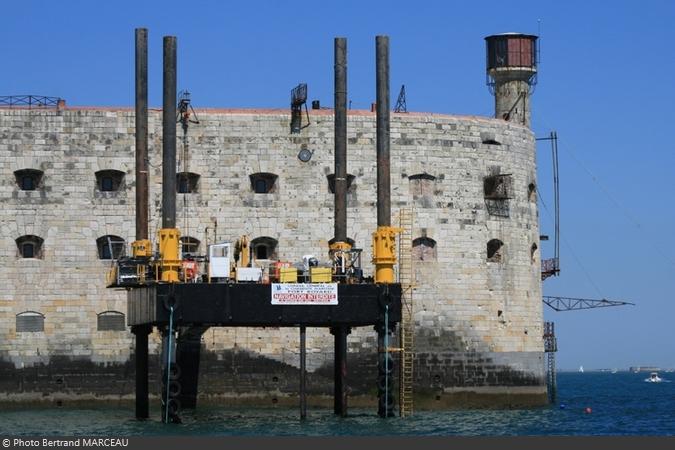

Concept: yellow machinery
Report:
left=131, top=239, right=152, bottom=258
left=159, top=228, right=181, bottom=282
left=234, top=235, right=250, bottom=268
left=372, top=226, right=402, bottom=283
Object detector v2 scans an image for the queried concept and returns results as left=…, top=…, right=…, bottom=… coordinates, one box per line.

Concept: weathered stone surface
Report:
left=0, top=108, right=544, bottom=406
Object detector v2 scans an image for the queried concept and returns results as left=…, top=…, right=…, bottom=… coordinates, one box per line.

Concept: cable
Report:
left=534, top=115, right=675, bottom=268
left=538, top=191, right=605, bottom=298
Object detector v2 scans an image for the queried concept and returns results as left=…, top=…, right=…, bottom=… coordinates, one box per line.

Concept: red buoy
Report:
left=584, top=407, right=592, bottom=414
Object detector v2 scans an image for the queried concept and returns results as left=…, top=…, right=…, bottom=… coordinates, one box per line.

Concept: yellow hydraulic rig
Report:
left=397, top=207, right=415, bottom=417
left=158, top=228, right=181, bottom=282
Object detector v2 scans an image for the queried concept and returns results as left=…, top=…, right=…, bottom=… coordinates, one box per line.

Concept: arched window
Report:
left=177, top=172, right=200, bottom=194
left=16, top=311, right=45, bottom=332
left=409, top=173, right=436, bottom=207
left=412, top=237, right=437, bottom=262
left=487, top=239, right=504, bottom=263
left=249, top=173, right=278, bottom=194
left=95, top=170, right=125, bottom=192
left=14, top=169, right=44, bottom=191
left=16, top=235, right=44, bottom=259
left=96, top=235, right=126, bottom=260
left=97, top=311, right=126, bottom=331
left=326, top=173, right=356, bottom=194
left=250, top=236, right=278, bottom=260
left=180, top=236, right=201, bottom=256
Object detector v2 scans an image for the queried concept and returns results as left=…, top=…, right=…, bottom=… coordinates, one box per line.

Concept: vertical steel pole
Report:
left=132, top=325, right=150, bottom=419
left=162, top=36, right=177, bottom=229
left=135, top=28, right=149, bottom=241
left=332, top=326, right=349, bottom=416
left=334, top=37, right=348, bottom=243
left=300, top=326, right=307, bottom=419
left=376, top=35, right=391, bottom=227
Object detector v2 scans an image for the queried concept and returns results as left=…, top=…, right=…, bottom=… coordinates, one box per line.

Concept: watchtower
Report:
left=485, top=33, right=538, bottom=128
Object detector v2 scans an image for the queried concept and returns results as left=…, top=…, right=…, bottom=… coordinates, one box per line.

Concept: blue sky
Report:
left=3, top=0, right=674, bottom=370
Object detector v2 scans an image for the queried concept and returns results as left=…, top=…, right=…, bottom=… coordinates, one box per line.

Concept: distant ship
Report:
left=611, top=368, right=618, bottom=374
left=579, top=365, right=584, bottom=373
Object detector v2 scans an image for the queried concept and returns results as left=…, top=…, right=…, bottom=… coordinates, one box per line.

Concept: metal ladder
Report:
left=398, top=207, right=415, bottom=417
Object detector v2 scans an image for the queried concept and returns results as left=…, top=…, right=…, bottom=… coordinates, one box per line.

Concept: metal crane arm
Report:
left=543, top=295, right=634, bottom=312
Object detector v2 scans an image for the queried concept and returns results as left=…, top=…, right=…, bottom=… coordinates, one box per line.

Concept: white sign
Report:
left=271, top=283, right=338, bottom=305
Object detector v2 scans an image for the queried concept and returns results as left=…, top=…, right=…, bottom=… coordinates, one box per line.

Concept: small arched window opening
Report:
left=249, top=173, right=278, bottom=194
left=95, top=170, right=125, bottom=192
left=16, top=235, right=44, bottom=259
left=251, top=236, right=278, bottom=260
left=180, top=236, right=201, bottom=256
left=14, top=169, right=44, bottom=191
left=326, top=174, right=356, bottom=194
left=96, top=235, right=126, bottom=260
left=97, top=311, right=126, bottom=331
left=487, top=239, right=504, bottom=263
left=177, top=172, right=200, bottom=194
left=16, top=311, right=45, bottom=333
left=531, top=243, right=538, bottom=263
left=412, top=237, right=437, bottom=262
left=528, top=183, right=537, bottom=202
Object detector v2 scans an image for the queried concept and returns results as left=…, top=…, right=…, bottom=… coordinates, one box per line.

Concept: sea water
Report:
left=1, top=372, right=674, bottom=436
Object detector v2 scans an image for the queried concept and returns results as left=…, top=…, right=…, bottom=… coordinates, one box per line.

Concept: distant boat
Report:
left=645, top=372, right=662, bottom=383
left=611, top=368, right=618, bottom=374
left=579, top=366, right=584, bottom=373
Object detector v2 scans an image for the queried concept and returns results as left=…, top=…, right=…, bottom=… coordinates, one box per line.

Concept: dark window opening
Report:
left=255, top=179, right=267, bottom=194
left=101, top=176, right=113, bottom=192
left=531, top=243, right=538, bottom=263
left=412, top=237, right=437, bottom=262
left=480, top=132, right=501, bottom=145
left=327, top=174, right=356, bottom=194
left=16, top=311, right=45, bottom=333
left=180, top=236, right=201, bottom=256
left=97, top=311, right=126, bottom=331
left=22, top=243, right=34, bottom=258
left=95, top=170, right=125, bottom=192
left=251, top=236, right=278, bottom=261
left=249, top=173, right=278, bottom=194
left=16, top=235, right=44, bottom=259
left=487, top=239, right=504, bottom=263
left=483, top=174, right=513, bottom=200
left=177, top=172, right=200, bottom=194
left=96, top=235, right=126, bottom=260
left=22, top=176, right=34, bottom=190
left=14, top=169, right=43, bottom=191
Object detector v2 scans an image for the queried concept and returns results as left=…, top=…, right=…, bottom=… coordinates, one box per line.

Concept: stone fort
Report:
left=0, top=34, right=546, bottom=408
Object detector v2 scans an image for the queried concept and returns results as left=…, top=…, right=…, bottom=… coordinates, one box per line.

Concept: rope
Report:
left=164, top=305, right=174, bottom=423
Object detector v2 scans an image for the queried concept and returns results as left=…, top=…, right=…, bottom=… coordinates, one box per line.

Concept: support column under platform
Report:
left=175, top=326, right=208, bottom=409
left=126, top=282, right=402, bottom=420
left=331, top=326, right=351, bottom=417
left=132, top=324, right=152, bottom=420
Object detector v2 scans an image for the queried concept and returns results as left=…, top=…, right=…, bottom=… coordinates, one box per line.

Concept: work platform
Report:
left=128, top=282, right=402, bottom=327
left=128, top=282, right=402, bottom=422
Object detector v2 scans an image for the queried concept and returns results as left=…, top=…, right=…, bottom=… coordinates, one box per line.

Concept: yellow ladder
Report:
left=398, top=207, right=415, bottom=417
